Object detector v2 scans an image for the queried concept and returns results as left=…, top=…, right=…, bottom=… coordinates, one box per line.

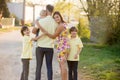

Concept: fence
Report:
left=0, top=18, right=15, bottom=28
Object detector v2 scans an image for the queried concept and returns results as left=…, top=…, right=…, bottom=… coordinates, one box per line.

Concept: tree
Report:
left=6, top=0, right=12, bottom=2
left=0, top=10, right=2, bottom=28
left=79, top=0, right=115, bottom=19
left=0, top=0, right=10, bottom=17
left=106, top=0, right=120, bottom=45
left=78, top=0, right=118, bottom=43
left=54, top=1, right=77, bottom=22
left=78, top=0, right=120, bottom=44
left=55, top=0, right=90, bottom=39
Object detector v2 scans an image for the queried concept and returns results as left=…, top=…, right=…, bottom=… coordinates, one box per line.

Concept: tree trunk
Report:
left=89, top=16, right=109, bottom=43
left=0, top=11, right=2, bottom=28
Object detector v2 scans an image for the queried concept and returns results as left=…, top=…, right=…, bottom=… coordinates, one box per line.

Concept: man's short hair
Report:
left=46, top=4, right=54, bottom=13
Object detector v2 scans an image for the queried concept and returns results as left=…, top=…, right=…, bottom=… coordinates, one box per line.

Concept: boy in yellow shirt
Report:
left=20, top=26, right=43, bottom=80
left=67, top=27, right=83, bottom=80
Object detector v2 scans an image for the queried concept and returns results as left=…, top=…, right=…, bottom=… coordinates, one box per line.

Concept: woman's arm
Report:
left=45, top=24, right=64, bottom=39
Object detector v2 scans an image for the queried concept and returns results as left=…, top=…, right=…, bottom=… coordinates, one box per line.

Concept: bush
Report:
left=0, top=0, right=10, bottom=17
left=106, top=15, right=120, bottom=45
left=10, top=14, right=20, bottom=26
left=24, top=23, right=32, bottom=27
left=77, top=18, right=90, bottom=42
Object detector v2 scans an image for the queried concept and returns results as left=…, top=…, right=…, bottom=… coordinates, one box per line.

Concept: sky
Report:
left=13, top=0, right=86, bottom=5
left=26, top=0, right=56, bottom=5
left=9, top=0, right=87, bottom=22
left=12, top=0, right=56, bottom=4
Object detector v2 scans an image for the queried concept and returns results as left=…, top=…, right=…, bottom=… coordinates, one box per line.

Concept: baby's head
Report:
left=40, top=10, right=47, bottom=18
left=21, top=26, right=30, bottom=36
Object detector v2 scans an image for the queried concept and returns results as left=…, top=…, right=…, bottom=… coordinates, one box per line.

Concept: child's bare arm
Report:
left=32, top=34, right=45, bottom=41
left=74, top=47, right=82, bottom=59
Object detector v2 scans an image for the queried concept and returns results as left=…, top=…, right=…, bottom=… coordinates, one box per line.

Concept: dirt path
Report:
left=0, top=30, right=93, bottom=80
left=0, top=30, right=61, bottom=80
left=0, top=30, right=22, bottom=80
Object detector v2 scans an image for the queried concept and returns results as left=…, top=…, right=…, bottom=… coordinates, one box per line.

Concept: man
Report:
left=35, top=4, right=57, bottom=80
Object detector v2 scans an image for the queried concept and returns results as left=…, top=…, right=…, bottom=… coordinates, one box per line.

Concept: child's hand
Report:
left=74, top=54, right=78, bottom=59
left=42, top=31, right=48, bottom=35
left=31, top=37, right=38, bottom=41
left=31, top=33, right=46, bottom=41
left=34, top=37, right=38, bottom=41
left=40, top=33, right=46, bottom=36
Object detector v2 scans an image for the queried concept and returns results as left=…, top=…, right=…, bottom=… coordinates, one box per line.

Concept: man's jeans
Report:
left=35, top=47, right=53, bottom=80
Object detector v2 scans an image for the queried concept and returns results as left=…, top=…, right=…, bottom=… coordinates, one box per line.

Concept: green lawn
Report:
left=79, top=43, right=120, bottom=80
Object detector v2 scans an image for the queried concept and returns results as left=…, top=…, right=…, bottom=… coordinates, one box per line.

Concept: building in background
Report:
left=7, top=0, right=46, bottom=25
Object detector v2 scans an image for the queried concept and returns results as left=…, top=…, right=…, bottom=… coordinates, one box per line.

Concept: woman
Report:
left=36, top=11, right=69, bottom=80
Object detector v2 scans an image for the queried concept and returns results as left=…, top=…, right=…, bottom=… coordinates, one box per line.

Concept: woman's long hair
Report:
left=53, top=11, right=65, bottom=23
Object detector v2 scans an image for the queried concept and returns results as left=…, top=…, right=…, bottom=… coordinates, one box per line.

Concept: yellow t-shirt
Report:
left=67, top=37, right=83, bottom=61
left=21, top=36, right=32, bottom=59
left=37, top=16, right=57, bottom=48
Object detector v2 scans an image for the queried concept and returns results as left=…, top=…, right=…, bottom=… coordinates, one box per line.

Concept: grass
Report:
left=0, top=27, right=21, bottom=33
left=79, top=43, right=120, bottom=80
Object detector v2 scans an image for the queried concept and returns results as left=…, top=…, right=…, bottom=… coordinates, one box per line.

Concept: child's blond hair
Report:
left=40, top=10, right=47, bottom=17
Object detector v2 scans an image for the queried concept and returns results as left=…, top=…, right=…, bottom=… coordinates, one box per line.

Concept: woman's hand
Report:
left=61, top=55, right=67, bottom=62
left=57, top=55, right=67, bottom=62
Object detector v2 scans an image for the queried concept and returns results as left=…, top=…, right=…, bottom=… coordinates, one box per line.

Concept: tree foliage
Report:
left=54, top=0, right=90, bottom=40
left=77, top=17, right=90, bottom=39
left=54, top=1, right=80, bottom=22
left=79, top=0, right=115, bottom=19
left=5, top=0, right=12, bottom=2
left=0, top=0, right=10, bottom=17
left=79, top=0, right=120, bottom=44
left=106, top=0, right=120, bottom=45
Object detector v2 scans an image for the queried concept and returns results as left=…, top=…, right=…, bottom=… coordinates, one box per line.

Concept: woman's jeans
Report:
left=35, top=47, right=53, bottom=80
left=67, top=61, right=78, bottom=80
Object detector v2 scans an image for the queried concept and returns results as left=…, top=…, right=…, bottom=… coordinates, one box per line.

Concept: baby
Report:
left=32, top=10, right=47, bottom=36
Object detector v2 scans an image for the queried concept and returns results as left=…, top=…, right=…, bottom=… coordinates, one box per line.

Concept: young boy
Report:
left=20, top=26, right=43, bottom=80
left=67, top=26, right=83, bottom=80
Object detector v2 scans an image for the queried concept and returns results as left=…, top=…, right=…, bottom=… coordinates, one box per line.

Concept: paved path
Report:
left=0, top=30, right=61, bottom=80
